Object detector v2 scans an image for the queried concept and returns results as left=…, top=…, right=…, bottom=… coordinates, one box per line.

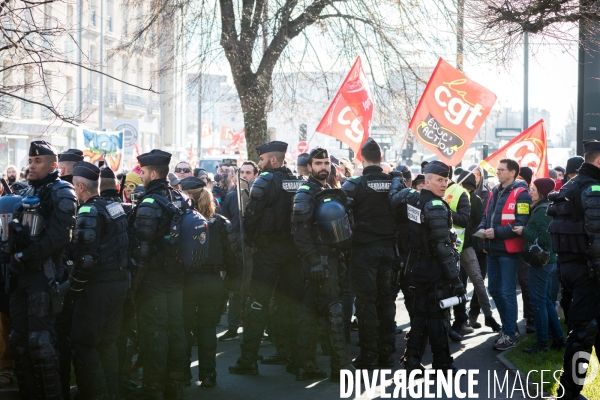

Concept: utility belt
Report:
left=316, top=245, right=339, bottom=256
left=190, top=264, right=224, bottom=274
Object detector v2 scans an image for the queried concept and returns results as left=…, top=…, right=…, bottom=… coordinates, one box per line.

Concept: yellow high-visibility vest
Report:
left=443, top=184, right=470, bottom=252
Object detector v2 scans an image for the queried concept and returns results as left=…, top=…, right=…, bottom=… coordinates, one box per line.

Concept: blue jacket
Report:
left=477, top=179, right=532, bottom=257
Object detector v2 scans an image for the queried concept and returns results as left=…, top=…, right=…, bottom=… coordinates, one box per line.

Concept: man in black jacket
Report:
left=548, top=141, right=600, bottom=400
left=401, top=161, right=465, bottom=374
left=291, top=147, right=354, bottom=382
left=131, top=150, right=188, bottom=399
left=341, top=138, right=397, bottom=369
left=8, top=141, right=78, bottom=399
left=229, top=141, right=304, bottom=375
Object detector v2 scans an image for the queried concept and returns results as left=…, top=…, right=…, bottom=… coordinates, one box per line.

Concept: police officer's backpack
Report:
left=152, top=195, right=209, bottom=272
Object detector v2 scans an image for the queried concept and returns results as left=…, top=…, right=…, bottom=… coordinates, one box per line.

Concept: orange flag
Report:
left=480, top=119, right=549, bottom=179
left=409, top=58, right=497, bottom=166
left=315, top=56, right=373, bottom=160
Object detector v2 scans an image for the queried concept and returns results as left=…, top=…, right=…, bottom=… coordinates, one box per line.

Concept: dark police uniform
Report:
left=229, top=141, right=304, bottom=375
left=179, top=177, right=238, bottom=388
left=341, top=138, right=397, bottom=368
left=547, top=141, right=600, bottom=400
left=55, top=148, right=84, bottom=399
left=400, top=161, right=465, bottom=373
left=131, top=150, right=187, bottom=399
left=68, top=161, right=129, bottom=399
left=99, top=166, right=138, bottom=393
left=8, top=141, right=77, bottom=399
left=291, top=148, right=353, bottom=382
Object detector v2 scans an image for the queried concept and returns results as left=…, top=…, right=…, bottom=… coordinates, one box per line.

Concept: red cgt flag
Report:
left=480, top=119, right=549, bottom=179
left=315, top=56, right=373, bottom=160
left=409, top=58, right=497, bottom=166
left=228, top=128, right=246, bottom=150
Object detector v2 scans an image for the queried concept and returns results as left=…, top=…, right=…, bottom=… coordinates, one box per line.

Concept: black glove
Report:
left=8, top=255, right=25, bottom=276
left=309, top=264, right=327, bottom=283
left=451, top=277, right=466, bottom=297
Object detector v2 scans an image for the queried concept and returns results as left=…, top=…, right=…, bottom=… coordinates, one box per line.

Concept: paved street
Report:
left=192, top=284, right=531, bottom=400
left=0, top=283, right=534, bottom=400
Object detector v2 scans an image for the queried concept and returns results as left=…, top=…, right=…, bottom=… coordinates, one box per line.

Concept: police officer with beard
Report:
left=68, top=161, right=129, bottom=399
left=291, top=147, right=354, bottom=382
left=341, top=138, right=397, bottom=369
left=131, top=150, right=188, bottom=399
left=7, top=141, right=77, bottom=399
left=399, top=161, right=464, bottom=374
left=548, top=140, right=600, bottom=400
left=229, top=141, right=304, bottom=375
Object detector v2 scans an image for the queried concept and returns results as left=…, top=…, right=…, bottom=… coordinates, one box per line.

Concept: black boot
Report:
left=378, top=344, right=395, bottom=368
left=260, top=350, right=288, bottom=365
left=352, top=350, right=378, bottom=369
left=295, top=360, right=327, bottom=381
left=403, top=355, right=425, bottom=377
left=229, top=354, right=259, bottom=375
left=485, top=316, right=502, bottom=333
left=199, top=369, right=217, bottom=388
left=163, top=372, right=185, bottom=400
left=550, top=338, right=566, bottom=351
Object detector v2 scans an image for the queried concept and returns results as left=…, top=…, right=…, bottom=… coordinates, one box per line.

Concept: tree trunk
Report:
left=240, top=86, right=269, bottom=163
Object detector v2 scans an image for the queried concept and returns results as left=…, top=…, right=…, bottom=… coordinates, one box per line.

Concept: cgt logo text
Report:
left=339, top=369, right=565, bottom=399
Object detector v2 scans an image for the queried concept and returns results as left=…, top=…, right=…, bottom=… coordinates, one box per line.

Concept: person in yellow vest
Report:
left=442, top=168, right=472, bottom=343
left=477, top=158, right=532, bottom=351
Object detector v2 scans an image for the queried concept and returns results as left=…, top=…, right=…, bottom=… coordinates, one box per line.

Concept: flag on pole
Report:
left=228, top=128, right=246, bottom=151
left=409, top=58, right=497, bottom=166
left=315, top=56, right=373, bottom=160
left=480, top=119, right=549, bottom=179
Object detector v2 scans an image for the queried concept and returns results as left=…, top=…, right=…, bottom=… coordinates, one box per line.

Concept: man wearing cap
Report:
left=296, top=153, right=310, bottom=178
left=341, top=138, right=398, bottom=369
left=6, top=141, right=77, bottom=398
left=547, top=140, right=600, bottom=400
left=68, top=161, right=129, bottom=399
left=398, top=160, right=465, bottom=374
left=58, top=148, right=84, bottom=184
left=229, top=141, right=304, bottom=375
left=291, top=147, right=354, bottom=381
left=131, top=149, right=188, bottom=398
left=220, top=161, right=259, bottom=342
left=442, top=168, right=472, bottom=341
left=477, top=158, right=532, bottom=351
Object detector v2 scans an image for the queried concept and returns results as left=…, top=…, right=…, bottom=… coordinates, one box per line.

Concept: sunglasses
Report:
left=125, top=183, right=137, bottom=189
left=175, top=167, right=191, bottom=173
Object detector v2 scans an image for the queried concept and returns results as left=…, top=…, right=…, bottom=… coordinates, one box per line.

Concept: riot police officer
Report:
left=68, top=161, right=129, bottom=399
left=341, top=138, right=397, bottom=369
left=398, top=160, right=465, bottom=374
left=291, top=147, right=354, bottom=382
left=7, top=141, right=78, bottom=399
left=131, top=150, right=188, bottom=399
left=99, top=166, right=138, bottom=394
left=229, top=141, right=304, bottom=375
left=55, top=148, right=83, bottom=399
left=180, top=176, right=238, bottom=388
left=57, top=149, right=84, bottom=184
left=548, top=140, right=600, bottom=400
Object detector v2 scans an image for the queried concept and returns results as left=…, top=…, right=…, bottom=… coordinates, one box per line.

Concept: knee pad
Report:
left=28, top=330, right=56, bottom=363
left=328, top=302, right=343, bottom=320
left=574, top=319, right=598, bottom=349
left=28, top=291, right=50, bottom=317
left=9, top=330, right=28, bottom=357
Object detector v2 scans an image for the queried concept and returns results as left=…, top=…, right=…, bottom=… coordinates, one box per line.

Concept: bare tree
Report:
left=0, top=0, right=156, bottom=129
left=119, top=0, right=475, bottom=160
left=468, top=0, right=600, bottom=62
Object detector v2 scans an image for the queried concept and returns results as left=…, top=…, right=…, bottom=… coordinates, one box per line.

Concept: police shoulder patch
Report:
left=299, top=185, right=310, bottom=190
left=261, top=172, right=269, bottom=175
left=592, top=185, right=600, bottom=192
left=431, top=200, right=443, bottom=207
left=517, top=203, right=530, bottom=214
left=106, top=202, right=126, bottom=219
left=142, top=198, right=154, bottom=204
left=78, top=205, right=92, bottom=214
